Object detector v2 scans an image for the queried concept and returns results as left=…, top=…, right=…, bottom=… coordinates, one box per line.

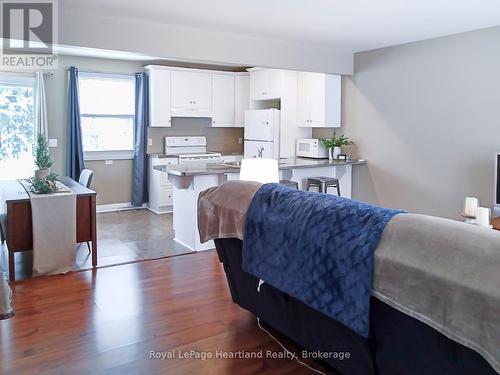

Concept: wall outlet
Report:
left=104, top=160, right=113, bottom=165
left=148, top=138, right=153, bottom=146
left=238, top=137, right=243, bottom=144
left=48, top=138, right=58, bottom=147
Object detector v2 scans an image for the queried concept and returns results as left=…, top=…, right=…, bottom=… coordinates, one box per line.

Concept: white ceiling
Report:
left=62, top=0, right=500, bottom=52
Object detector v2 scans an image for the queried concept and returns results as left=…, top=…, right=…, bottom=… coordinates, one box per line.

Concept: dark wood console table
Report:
left=0, top=177, right=97, bottom=281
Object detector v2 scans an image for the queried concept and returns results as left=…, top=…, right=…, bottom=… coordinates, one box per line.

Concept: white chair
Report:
left=78, top=169, right=94, bottom=188
left=239, top=158, right=279, bottom=184
left=78, top=169, right=94, bottom=253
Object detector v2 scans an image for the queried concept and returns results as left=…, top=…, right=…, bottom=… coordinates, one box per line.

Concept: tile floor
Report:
left=0, top=209, right=195, bottom=281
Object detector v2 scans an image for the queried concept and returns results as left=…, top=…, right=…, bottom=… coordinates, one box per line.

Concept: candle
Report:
left=464, top=197, right=479, bottom=217
left=475, top=207, right=491, bottom=227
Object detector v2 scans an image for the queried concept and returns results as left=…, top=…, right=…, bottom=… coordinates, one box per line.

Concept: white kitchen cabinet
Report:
left=234, top=74, right=249, bottom=127
left=249, top=68, right=282, bottom=100
left=297, top=72, right=341, bottom=128
left=171, top=70, right=212, bottom=117
left=148, top=156, right=178, bottom=214
left=147, top=67, right=171, bottom=127
left=211, top=73, right=235, bottom=127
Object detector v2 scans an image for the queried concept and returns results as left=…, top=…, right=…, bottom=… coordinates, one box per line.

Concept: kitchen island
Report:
left=154, top=157, right=366, bottom=251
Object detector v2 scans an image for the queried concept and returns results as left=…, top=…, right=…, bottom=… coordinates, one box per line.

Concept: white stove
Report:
left=164, top=136, right=221, bottom=163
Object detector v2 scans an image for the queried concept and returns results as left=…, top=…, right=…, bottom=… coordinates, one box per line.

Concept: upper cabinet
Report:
left=171, top=70, right=212, bottom=117
left=249, top=68, right=282, bottom=100
left=234, top=74, right=249, bottom=127
left=146, top=65, right=341, bottom=131
left=211, top=73, right=235, bottom=127
left=297, top=72, right=341, bottom=128
left=147, top=67, right=171, bottom=127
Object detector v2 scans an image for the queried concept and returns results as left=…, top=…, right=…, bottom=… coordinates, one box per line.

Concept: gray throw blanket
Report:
left=198, top=181, right=500, bottom=373
left=373, top=214, right=500, bottom=373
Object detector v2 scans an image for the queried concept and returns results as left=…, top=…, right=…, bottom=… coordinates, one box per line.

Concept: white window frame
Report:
left=79, top=72, right=135, bottom=161
left=0, top=72, right=36, bottom=87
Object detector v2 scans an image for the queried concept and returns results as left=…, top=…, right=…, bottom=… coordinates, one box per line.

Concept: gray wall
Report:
left=45, top=55, right=243, bottom=205
left=315, top=26, right=500, bottom=219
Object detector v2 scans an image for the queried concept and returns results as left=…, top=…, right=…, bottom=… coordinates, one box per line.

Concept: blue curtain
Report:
left=132, top=72, right=149, bottom=207
left=66, top=66, right=85, bottom=180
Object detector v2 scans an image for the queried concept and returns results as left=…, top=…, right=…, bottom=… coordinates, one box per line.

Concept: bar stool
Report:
left=306, top=177, right=341, bottom=196
left=280, top=180, right=299, bottom=189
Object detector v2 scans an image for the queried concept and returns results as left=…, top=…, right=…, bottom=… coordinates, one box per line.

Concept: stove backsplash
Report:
left=147, top=117, right=243, bottom=155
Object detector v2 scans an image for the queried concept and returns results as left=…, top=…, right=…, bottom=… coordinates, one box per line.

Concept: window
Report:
left=0, top=74, right=35, bottom=180
left=79, top=72, right=135, bottom=160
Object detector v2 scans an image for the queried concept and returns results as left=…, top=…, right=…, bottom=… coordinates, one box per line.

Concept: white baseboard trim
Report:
left=97, top=202, right=147, bottom=213
left=147, top=206, right=173, bottom=215
left=173, top=237, right=214, bottom=252
left=173, top=237, right=194, bottom=251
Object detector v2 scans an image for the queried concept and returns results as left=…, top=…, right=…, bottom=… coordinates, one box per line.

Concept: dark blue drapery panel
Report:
left=66, top=66, right=85, bottom=180
left=132, top=73, right=149, bottom=207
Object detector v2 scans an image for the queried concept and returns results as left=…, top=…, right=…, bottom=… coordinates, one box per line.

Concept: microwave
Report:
left=296, top=138, right=329, bottom=159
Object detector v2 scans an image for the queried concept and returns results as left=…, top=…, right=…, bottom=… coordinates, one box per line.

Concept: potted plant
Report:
left=321, top=133, right=354, bottom=160
left=34, top=134, right=52, bottom=179
left=29, top=173, right=59, bottom=194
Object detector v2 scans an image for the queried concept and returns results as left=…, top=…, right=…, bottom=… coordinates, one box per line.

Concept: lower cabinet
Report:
left=157, top=187, right=173, bottom=206
left=148, top=156, right=177, bottom=214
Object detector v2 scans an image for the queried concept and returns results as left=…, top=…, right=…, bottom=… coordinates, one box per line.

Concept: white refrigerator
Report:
left=244, top=109, right=281, bottom=159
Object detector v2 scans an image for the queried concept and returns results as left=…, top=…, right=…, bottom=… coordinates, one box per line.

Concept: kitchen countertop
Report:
left=148, top=153, right=178, bottom=158
left=211, top=150, right=244, bottom=156
left=154, top=157, right=366, bottom=176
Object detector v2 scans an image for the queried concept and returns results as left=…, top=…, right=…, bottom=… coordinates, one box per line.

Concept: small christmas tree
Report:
left=34, top=134, right=53, bottom=170
left=30, top=134, right=58, bottom=193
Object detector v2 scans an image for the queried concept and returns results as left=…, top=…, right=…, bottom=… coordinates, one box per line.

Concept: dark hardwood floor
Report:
left=0, top=250, right=334, bottom=375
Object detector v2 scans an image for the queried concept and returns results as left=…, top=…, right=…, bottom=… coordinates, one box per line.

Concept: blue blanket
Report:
left=243, top=183, right=405, bottom=337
